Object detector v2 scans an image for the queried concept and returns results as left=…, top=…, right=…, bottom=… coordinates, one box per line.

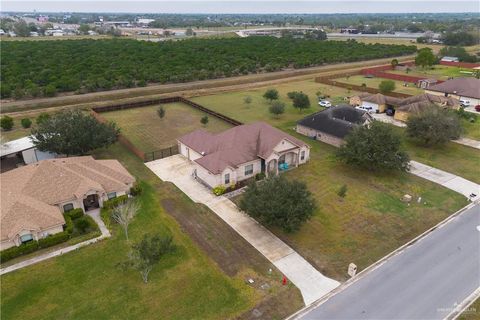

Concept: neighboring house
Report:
left=350, top=93, right=402, bottom=113
left=425, top=77, right=480, bottom=106
left=440, top=56, right=459, bottom=63
left=296, top=105, right=373, bottom=146
left=0, top=136, right=57, bottom=173
left=416, top=78, right=438, bottom=89
left=394, top=93, right=460, bottom=122
left=0, top=156, right=135, bottom=250
left=177, top=122, right=310, bottom=189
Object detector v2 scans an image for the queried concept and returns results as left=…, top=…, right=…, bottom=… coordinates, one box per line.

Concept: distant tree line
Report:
left=0, top=37, right=416, bottom=99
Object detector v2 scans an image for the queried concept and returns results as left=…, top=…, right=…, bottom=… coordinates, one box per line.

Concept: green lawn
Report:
left=194, top=85, right=468, bottom=280
left=387, top=65, right=475, bottom=80
left=1, top=142, right=303, bottom=320
left=462, top=118, right=480, bottom=140
left=458, top=298, right=480, bottom=320
left=334, top=75, right=424, bottom=95
left=191, top=78, right=357, bottom=124
left=0, top=145, right=257, bottom=320
left=101, top=102, right=232, bottom=152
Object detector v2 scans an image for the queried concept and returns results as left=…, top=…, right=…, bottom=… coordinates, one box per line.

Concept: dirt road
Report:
left=2, top=55, right=415, bottom=115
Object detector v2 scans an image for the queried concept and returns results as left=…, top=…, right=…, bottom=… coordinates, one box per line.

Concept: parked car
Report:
left=459, top=99, right=471, bottom=107
left=318, top=100, right=332, bottom=108
left=475, top=105, right=480, bottom=112
left=355, top=106, right=375, bottom=114
left=386, top=108, right=395, bottom=116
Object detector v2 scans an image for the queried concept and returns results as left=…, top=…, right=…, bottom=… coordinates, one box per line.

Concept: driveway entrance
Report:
left=145, top=155, right=339, bottom=305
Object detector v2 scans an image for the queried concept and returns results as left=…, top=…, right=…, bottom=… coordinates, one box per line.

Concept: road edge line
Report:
left=287, top=200, right=478, bottom=320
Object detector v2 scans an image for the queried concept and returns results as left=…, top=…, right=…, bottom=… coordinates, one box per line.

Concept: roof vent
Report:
left=201, top=151, right=205, bottom=156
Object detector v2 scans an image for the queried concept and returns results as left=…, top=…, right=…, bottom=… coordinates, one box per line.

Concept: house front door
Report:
left=83, top=194, right=100, bottom=211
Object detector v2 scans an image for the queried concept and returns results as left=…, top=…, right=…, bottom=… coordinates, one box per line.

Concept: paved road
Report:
left=146, top=155, right=340, bottom=305
left=298, top=203, right=480, bottom=320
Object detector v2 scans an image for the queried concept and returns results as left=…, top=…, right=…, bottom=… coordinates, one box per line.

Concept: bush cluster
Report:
left=64, top=208, right=84, bottom=220
left=103, top=194, right=129, bottom=210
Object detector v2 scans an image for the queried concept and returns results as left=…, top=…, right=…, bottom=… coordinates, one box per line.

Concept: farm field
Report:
left=0, top=142, right=302, bottom=320
left=191, top=78, right=358, bottom=124
left=101, top=102, right=232, bottom=152
left=334, top=74, right=424, bottom=95
left=386, top=65, right=475, bottom=80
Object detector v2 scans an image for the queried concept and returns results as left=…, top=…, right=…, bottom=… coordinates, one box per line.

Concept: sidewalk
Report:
left=146, top=155, right=340, bottom=305
left=453, top=137, right=480, bottom=150
left=0, top=209, right=110, bottom=275
left=409, top=161, right=480, bottom=201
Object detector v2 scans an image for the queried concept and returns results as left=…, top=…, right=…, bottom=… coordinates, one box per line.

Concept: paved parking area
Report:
left=145, top=155, right=340, bottom=305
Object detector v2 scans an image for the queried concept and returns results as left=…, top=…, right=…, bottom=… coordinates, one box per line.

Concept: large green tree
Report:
left=415, top=48, right=436, bottom=68
left=263, top=88, right=279, bottom=102
left=292, top=92, right=311, bottom=110
left=31, top=110, right=119, bottom=156
left=337, top=121, right=410, bottom=172
left=378, top=80, right=396, bottom=94
left=406, top=106, right=462, bottom=146
left=239, top=175, right=316, bottom=233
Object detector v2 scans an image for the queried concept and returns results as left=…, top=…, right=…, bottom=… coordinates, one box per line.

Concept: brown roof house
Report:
left=425, top=77, right=480, bottom=106
left=1, top=156, right=135, bottom=250
left=393, top=93, right=460, bottom=122
left=177, top=122, right=310, bottom=189
left=349, top=93, right=402, bottom=113
left=296, top=105, right=373, bottom=146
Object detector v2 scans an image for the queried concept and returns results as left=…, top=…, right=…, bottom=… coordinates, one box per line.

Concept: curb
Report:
left=287, top=200, right=478, bottom=320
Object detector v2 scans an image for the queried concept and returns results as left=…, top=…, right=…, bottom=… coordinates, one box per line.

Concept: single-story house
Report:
left=416, top=78, right=438, bottom=89
left=0, top=136, right=57, bottom=173
left=349, top=93, right=402, bottom=113
left=177, top=122, right=310, bottom=189
left=296, top=105, right=373, bottom=146
left=425, top=77, right=480, bottom=106
left=0, top=156, right=135, bottom=250
left=440, top=56, right=459, bottom=63
left=394, top=93, right=460, bottom=122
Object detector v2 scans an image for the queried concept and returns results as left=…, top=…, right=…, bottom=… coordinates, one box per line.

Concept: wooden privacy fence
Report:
left=91, top=96, right=243, bottom=162
left=92, top=96, right=243, bottom=126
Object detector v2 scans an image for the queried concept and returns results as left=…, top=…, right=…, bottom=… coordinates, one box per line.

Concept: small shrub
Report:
left=243, top=96, right=252, bottom=106
left=157, top=106, right=165, bottom=119
left=38, top=232, right=70, bottom=248
left=36, top=112, right=50, bottom=125
left=64, top=208, right=84, bottom=220
left=337, top=184, right=348, bottom=198
left=200, top=115, right=209, bottom=126
left=263, top=88, right=279, bottom=102
left=213, top=185, right=226, bottom=196
left=269, top=101, right=285, bottom=117
left=64, top=215, right=74, bottom=234
left=0, top=116, right=14, bottom=131
left=44, top=84, right=57, bottom=97
left=100, top=207, right=114, bottom=231
left=379, top=80, right=396, bottom=94
left=21, top=118, right=32, bottom=128
left=103, top=194, right=129, bottom=210
left=287, top=91, right=300, bottom=99
left=130, top=182, right=143, bottom=196
left=74, top=216, right=91, bottom=234
left=255, top=172, right=266, bottom=181
left=0, top=241, right=39, bottom=262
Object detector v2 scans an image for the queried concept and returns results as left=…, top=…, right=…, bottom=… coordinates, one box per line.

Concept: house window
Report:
left=20, top=234, right=33, bottom=243
left=224, top=173, right=230, bottom=184
left=63, top=203, right=74, bottom=212
left=301, top=151, right=305, bottom=161
left=244, top=164, right=253, bottom=176
left=107, top=192, right=117, bottom=200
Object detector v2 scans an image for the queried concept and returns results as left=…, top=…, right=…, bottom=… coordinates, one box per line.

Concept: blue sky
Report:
left=1, top=1, right=479, bottom=14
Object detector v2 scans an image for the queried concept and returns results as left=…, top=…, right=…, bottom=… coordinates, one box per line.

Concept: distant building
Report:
left=440, top=56, right=459, bottom=63
left=416, top=78, right=438, bottom=89
left=137, top=18, right=155, bottom=26
left=1, top=136, right=57, bottom=173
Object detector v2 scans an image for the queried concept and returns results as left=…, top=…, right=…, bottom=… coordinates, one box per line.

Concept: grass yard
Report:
left=191, top=78, right=357, bottom=124
left=233, top=127, right=467, bottom=280
left=1, top=142, right=303, bottom=320
left=462, top=118, right=480, bottom=140
left=334, top=74, right=424, bottom=95
left=194, top=85, right=468, bottom=281
left=387, top=65, right=475, bottom=81
left=101, top=102, right=232, bottom=152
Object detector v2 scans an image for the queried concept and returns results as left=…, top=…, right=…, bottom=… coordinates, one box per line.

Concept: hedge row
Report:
left=64, top=208, right=84, bottom=220
left=103, top=195, right=129, bottom=210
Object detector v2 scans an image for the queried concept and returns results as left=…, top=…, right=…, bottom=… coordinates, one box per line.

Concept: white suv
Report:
left=355, top=106, right=376, bottom=114
left=318, top=100, right=332, bottom=108
left=459, top=99, right=470, bottom=107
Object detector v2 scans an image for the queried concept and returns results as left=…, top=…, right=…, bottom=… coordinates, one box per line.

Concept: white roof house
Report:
left=440, top=56, right=459, bottom=62
left=0, top=136, right=56, bottom=172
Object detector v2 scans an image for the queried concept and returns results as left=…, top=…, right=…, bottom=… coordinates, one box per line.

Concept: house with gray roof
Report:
left=177, top=122, right=310, bottom=189
left=425, top=77, right=480, bottom=106
left=296, top=105, right=373, bottom=147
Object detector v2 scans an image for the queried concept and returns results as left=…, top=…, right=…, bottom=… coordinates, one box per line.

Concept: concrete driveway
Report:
left=146, top=155, right=340, bottom=305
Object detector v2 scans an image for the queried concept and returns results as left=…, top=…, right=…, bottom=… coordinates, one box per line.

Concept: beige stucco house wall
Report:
left=296, top=124, right=344, bottom=147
